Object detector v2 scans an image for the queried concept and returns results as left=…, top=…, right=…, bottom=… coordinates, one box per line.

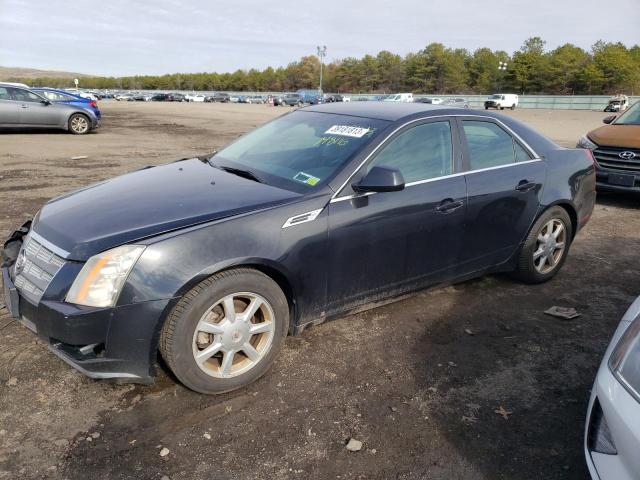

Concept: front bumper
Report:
left=596, top=170, right=640, bottom=193
left=585, top=310, right=640, bottom=480
left=2, top=246, right=174, bottom=383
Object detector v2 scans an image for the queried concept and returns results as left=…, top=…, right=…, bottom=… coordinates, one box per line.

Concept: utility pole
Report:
left=317, top=45, right=327, bottom=93
left=498, top=61, right=508, bottom=91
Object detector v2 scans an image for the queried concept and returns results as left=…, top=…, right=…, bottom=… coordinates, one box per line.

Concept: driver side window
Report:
left=366, top=121, right=453, bottom=183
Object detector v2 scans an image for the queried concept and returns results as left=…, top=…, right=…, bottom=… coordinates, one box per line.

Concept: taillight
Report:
left=89, top=100, right=97, bottom=108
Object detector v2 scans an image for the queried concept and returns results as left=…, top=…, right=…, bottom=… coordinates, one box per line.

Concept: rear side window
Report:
left=0, top=87, right=9, bottom=100
left=367, top=121, right=453, bottom=183
left=462, top=120, right=526, bottom=170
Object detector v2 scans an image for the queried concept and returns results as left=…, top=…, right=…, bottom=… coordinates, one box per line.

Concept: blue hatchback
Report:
left=32, top=88, right=101, bottom=120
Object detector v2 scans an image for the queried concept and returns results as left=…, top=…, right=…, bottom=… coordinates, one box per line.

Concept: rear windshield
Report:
left=212, top=111, right=390, bottom=192
left=615, top=102, right=640, bottom=125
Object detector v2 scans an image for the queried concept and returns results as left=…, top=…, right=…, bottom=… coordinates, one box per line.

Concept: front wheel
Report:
left=68, top=113, right=90, bottom=134
left=512, top=206, right=573, bottom=284
left=159, top=268, right=289, bottom=394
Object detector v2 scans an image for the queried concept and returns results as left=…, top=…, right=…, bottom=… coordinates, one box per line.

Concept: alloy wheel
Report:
left=533, top=219, right=566, bottom=274
left=70, top=116, right=88, bottom=133
left=192, top=292, right=275, bottom=378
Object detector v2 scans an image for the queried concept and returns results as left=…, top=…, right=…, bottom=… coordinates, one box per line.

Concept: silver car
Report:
left=585, top=296, right=640, bottom=479
left=0, top=83, right=99, bottom=134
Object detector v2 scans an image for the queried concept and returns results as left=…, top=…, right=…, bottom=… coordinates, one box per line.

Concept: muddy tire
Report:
left=159, top=268, right=288, bottom=394
left=511, top=104, right=516, bottom=110
left=512, top=206, right=573, bottom=284
left=68, top=113, right=90, bottom=134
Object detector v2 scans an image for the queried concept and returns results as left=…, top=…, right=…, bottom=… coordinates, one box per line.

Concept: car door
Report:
left=9, top=87, right=62, bottom=126
left=326, top=118, right=467, bottom=315
left=457, top=118, right=546, bottom=272
left=0, top=86, right=21, bottom=125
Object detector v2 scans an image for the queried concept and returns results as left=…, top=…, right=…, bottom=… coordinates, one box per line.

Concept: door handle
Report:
left=436, top=199, right=464, bottom=214
left=20, top=105, right=28, bottom=109
left=515, top=180, right=536, bottom=192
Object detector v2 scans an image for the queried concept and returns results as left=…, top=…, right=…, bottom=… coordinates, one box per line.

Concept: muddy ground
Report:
left=0, top=102, right=638, bottom=480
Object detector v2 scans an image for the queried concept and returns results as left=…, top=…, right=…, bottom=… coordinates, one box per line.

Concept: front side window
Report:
left=366, top=121, right=453, bottom=183
left=462, top=121, right=520, bottom=170
left=9, top=88, right=44, bottom=103
left=213, top=111, right=389, bottom=192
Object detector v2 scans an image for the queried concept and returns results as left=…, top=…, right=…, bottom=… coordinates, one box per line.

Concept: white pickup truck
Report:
left=484, top=93, right=519, bottom=110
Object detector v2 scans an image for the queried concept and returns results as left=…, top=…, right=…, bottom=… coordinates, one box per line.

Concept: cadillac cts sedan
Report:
left=585, top=296, right=640, bottom=480
left=1, top=103, right=596, bottom=394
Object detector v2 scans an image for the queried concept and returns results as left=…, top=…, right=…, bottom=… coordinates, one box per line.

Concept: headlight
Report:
left=609, top=317, right=640, bottom=403
left=65, top=245, right=145, bottom=308
left=577, top=135, right=597, bottom=150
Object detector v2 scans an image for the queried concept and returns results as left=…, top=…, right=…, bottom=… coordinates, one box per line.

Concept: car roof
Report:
left=304, top=102, right=456, bottom=121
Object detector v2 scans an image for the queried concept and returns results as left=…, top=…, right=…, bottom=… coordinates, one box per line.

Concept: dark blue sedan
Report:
left=32, top=88, right=101, bottom=120
left=2, top=103, right=596, bottom=394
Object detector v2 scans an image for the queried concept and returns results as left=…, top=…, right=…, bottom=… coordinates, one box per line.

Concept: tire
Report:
left=500, top=106, right=505, bottom=110
left=159, top=268, right=289, bottom=394
left=68, top=113, right=90, bottom=134
left=485, top=106, right=489, bottom=110
left=512, top=206, right=573, bottom=284
left=510, top=104, right=516, bottom=110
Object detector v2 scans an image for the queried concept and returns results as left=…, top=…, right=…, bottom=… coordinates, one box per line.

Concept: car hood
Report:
left=589, top=124, right=640, bottom=149
left=33, top=158, right=300, bottom=260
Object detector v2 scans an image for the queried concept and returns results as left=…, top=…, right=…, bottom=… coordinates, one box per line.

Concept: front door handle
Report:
left=515, top=180, right=536, bottom=192
left=436, top=198, right=464, bottom=214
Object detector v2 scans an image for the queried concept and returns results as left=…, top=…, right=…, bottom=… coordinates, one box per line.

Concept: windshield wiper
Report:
left=216, top=165, right=263, bottom=183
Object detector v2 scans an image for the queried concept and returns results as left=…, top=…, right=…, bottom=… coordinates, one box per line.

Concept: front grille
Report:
left=14, top=234, right=66, bottom=304
left=594, top=146, right=640, bottom=172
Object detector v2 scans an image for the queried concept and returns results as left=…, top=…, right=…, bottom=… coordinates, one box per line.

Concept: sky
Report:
left=1, top=0, right=638, bottom=76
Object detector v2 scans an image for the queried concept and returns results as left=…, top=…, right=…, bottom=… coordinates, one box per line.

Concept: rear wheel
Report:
left=512, top=206, right=572, bottom=284
left=160, top=268, right=289, bottom=394
left=510, top=104, right=516, bottom=110
left=68, top=113, right=90, bottom=134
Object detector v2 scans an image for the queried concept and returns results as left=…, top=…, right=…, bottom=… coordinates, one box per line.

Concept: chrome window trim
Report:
left=330, top=159, right=543, bottom=203
left=330, top=114, right=540, bottom=203
left=28, top=229, right=70, bottom=259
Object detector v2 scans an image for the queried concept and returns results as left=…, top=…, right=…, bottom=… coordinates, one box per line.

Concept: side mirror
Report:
left=603, top=115, right=616, bottom=124
left=41, top=99, right=51, bottom=106
left=352, top=166, right=405, bottom=193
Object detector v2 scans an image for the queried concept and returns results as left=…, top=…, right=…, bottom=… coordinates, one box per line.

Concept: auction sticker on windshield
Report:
left=325, top=125, right=371, bottom=138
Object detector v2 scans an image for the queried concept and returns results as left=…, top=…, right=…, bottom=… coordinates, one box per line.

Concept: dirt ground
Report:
left=0, top=102, right=638, bottom=480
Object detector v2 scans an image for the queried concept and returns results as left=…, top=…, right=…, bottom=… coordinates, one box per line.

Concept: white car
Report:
left=190, top=95, right=205, bottom=103
left=383, top=93, right=413, bottom=103
left=585, top=296, right=640, bottom=480
left=484, top=93, right=519, bottom=110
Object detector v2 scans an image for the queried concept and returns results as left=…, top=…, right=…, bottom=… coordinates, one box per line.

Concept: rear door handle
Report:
left=436, top=199, right=464, bottom=214
left=515, top=180, right=536, bottom=192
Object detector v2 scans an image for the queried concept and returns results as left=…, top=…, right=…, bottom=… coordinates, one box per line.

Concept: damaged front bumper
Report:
left=1, top=224, right=173, bottom=384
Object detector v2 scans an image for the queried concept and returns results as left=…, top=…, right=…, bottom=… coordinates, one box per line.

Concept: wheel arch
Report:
left=67, top=110, right=90, bottom=131
left=170, top=258, right=299, bottom=335
left=540, top=200, right=578, bottom=240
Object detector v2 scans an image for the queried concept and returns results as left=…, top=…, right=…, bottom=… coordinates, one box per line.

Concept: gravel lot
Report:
left=1, top=102, right=638, bottom=480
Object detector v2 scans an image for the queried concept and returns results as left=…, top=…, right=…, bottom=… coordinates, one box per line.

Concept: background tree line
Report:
left=9, top=37, right=640, bottom=95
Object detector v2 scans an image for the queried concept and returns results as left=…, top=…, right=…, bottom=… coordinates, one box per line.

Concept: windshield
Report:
left=213, top=111, right=389, bottom=192
left=615, top=102, right=640, bottom=125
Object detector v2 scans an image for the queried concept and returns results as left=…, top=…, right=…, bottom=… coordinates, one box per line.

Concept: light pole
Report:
left=498, top=61, right=508, bottom=91
left=317, top=45, right=327, bottom=93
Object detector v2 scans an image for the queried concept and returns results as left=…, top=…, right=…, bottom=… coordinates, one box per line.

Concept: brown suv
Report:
left=577, top=101, right=640, bottom=192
